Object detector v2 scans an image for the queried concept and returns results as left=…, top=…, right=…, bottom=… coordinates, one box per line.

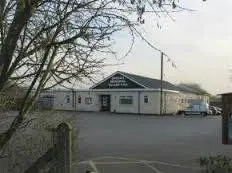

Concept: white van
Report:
left=180, top=100, right=211, bottom=116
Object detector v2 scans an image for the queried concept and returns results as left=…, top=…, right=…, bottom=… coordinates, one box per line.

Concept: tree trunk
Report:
left=0, top=0, right=39, bottom=151
left=0, top=111, right=23, bottom=150
left=0, top=0, right=36, bottom=90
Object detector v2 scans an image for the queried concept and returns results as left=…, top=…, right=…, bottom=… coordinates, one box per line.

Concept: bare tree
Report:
left=0, top=0, right=206, bottom=152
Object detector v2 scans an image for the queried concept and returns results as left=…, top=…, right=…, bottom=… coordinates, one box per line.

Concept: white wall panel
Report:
left=40, top=89, right=208, bottom=115
left=110, top=91, right=139, bottom=114
left=53, top=91, right=74, bottom=110
left=75, top=91, right=100, bottom=112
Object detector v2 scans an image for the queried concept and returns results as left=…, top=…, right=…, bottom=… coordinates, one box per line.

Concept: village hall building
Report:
left=39, top=71, right=209, bottom=114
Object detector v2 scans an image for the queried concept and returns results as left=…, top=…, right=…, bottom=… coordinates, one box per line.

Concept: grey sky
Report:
left=100, top=0, right=232, bottom=95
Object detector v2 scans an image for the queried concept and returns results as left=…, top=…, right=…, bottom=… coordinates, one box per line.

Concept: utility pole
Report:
left=160, top=52, right=164, bottom=116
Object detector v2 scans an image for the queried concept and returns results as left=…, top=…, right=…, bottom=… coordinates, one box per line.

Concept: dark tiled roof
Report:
left=175, top=84, right=199, bottom=94
left=119, top=71, right=179, bottom=91
left=176, top=84, right=209, bottom=95
left=219, top=92, right=232, bottom=95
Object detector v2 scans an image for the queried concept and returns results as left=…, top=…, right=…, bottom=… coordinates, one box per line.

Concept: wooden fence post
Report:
left=54, top=122, right=72, bottom=173
left=23, top=123, right=73, bottom=173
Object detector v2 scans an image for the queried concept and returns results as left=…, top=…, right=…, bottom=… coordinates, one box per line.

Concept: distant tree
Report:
left=0, top=83, right=26, bottom=110
left=177, top=83, right=209, bottom=95
left=0, top=0, right=206, bottom=152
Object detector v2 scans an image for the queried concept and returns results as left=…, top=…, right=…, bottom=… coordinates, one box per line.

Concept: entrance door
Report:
left=101, top=95, right=111, bottom=111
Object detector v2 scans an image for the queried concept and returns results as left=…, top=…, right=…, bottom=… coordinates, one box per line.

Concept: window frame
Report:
left=119, top=96, right=133, bottom=105
left=78, top=96, right=82, bottom=104
left=85, top=97, right=93, bottom=105
left=66, top=95, right=70, bottom=104
left=144, top=95, right=148, bottom=103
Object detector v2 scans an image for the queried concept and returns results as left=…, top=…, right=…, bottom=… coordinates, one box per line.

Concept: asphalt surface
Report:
left=73, top=112, right=231, bottom=173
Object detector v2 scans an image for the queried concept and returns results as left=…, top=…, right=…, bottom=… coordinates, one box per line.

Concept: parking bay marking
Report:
left=77, top=159, right=200, bottom=171
left=140, top=160, right=163, bottom=173
left=89, top=160, right=100, bottom=173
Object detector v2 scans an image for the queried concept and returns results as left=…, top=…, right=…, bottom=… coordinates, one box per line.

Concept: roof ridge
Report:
left=119, top=71, right=169, bottom=82
left=91, top=71, right=178, bottom=90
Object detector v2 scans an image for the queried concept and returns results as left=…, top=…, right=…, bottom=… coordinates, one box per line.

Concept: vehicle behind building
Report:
left=209, top=106, right=221, bottom=115
left=178, top=100, right=211, bottom=116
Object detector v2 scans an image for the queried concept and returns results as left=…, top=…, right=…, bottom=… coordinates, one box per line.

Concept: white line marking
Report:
left=90, top=156, right=134, bottom=161
left=140, top=160, right=163, bottom=173
left=76, top=160, right=200, bottom=170
left=144, top=160, right=201, bottom=170
left=90, top=161, right=142, bottom=164
left=74, top=156, right=201, bottom=171
left=75, top=161, right=88, bottom=164
left=73, top=161, right=141, bottom=166
left=89, top=160, right=100, bottom=173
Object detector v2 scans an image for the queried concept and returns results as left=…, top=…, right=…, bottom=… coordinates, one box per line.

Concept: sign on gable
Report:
left=108, top=75, right=128, bottom=87
left=92, top=73, right=145, bottom=89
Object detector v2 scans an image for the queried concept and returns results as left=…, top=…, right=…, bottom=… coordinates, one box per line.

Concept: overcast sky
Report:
left=96, top=0, right=232, bottom=95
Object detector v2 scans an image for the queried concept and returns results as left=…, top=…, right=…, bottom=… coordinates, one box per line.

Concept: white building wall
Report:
left=164, top=92, right=181, bottom=114
left=140, top=92, right=160, bottom=114
left=75, top=91, right=100, bottom=112
left=110, top=91, right=139, bottom=114
left=51, top=91, right=101, bottom=111
left=40, top=90, right=182, bottom=114
left=40, top=89, right=208, bottom=115
left=200, top=95, right=210, bottom=103
left=139, top=91, right=180, bottom=114
left=53, top=91, right=74, bottom=110
left=178, top=93, right=210, bottom=110
left=97, top=91, right=181, bottom=114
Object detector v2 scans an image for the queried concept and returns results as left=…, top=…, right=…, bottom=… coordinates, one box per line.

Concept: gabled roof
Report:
left=119, top=71, right=178, bottom=90
left=90, top=71, right=179, bottom=91
left=90, top=71, right=146, bottom=89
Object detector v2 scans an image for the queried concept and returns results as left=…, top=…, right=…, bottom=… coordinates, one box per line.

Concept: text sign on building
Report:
left=108, top=76, right=128, bottom=87
left=92, top=73, right=145, bottom=89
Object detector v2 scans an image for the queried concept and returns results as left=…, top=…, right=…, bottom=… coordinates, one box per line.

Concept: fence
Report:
left=24, top=122, right=72, bottom=173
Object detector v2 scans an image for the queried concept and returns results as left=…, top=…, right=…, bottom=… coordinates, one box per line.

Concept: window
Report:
left=119, top=96, right=133, bottom=104
left=78, top=96, right=81, bottom=104
left=43, top=95, right=54, bottom=99
left=85, top=97, right=92, bottom=105
left=144, top=96, right=148, bottom=103
left=66, top=95, right=70, bottom=104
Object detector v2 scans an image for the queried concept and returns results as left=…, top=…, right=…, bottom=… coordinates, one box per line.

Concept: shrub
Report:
left=198, top=155, right=232, bottom=173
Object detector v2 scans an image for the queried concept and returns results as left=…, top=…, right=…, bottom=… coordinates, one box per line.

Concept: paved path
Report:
left=72, top=112, right=230, bottom=173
